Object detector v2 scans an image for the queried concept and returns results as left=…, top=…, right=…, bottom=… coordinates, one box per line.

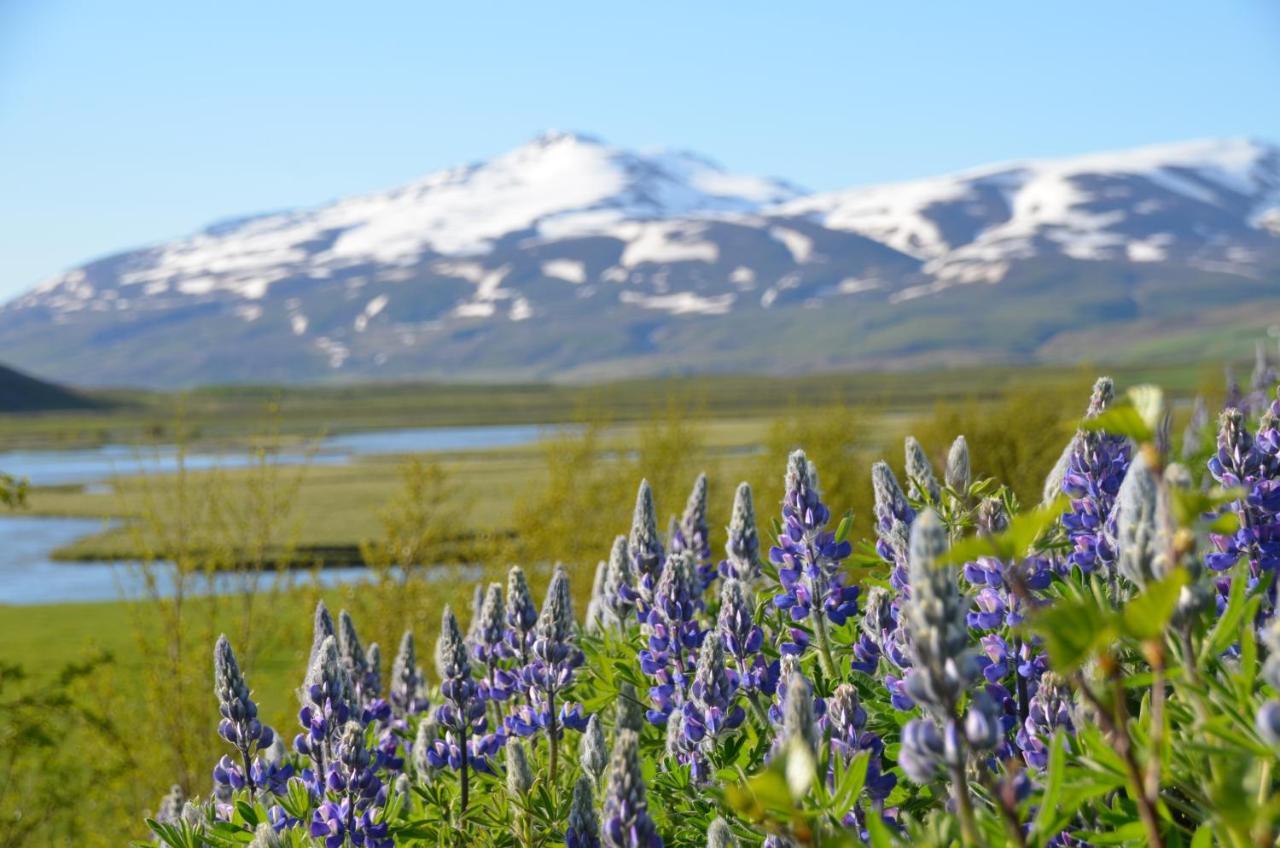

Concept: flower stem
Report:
left=812, top=613, right=838, bottom=682
left=948, top=762, right=983, bottom=847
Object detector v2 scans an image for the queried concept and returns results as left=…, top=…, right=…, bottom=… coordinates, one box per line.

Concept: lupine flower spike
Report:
left=720, top=482, right=761, bottom=584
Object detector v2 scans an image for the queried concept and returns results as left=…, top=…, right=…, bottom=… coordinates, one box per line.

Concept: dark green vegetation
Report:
left=0, top=361, right=100, bottom=413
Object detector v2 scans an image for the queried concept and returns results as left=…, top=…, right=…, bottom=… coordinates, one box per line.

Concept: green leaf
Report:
left=834, top=512, right=853, bottom=545
left=1080, top=405, right=1152, bottom=443
left=1027, top=592, right=1116, bottom=673
left=1206, top=567, right=1250, bottom=659
left=943, top=496, right=1067, bottom=565
left=1032, top=731, right=1067, bottom=839
left=1120, top=568, right=1188, bottom=641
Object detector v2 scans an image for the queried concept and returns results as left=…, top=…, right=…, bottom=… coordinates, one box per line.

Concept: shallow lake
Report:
left=0, top=423, right=546, bottom=605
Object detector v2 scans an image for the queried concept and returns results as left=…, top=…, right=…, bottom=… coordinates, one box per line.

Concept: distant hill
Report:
left=1, top=132, right=1277, bottom=387
left=0, top=362, right=101, bottom=412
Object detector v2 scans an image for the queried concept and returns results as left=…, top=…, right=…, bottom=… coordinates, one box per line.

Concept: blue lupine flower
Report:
left=717, top=578, right=777, bottom=697
left=506, top=565, right=539, bottom=664
left=824, top=683, right=896, bottom=803
left=639, top=550, right=705, bottom=724
left=674, top=631, right=745, bottom=781
left=602, top=535, right=638, bottom=629
left=433, top=605, right=490, bottom=807
left=1015, top=673, right=1075, bottom=770
left=512, top=566, right=588, bottom=740
left=769, top=451, right=858, bottom=655
left=567, top=774, right=601, bottom=848
left=213, top=635, right=274, bottom=795
left=602, top=730, right=663, bottom=848
left=473, top=583, right=515, bottom=702
left=720, top=482, right=761, bottom=584
left=1060, top=377, right=1132, bottom=577
left=296, top=635, right=354, bottom=780
left=1206, top=405, right=1280, bottom=614
left=308, top=721, right=392, bottom=848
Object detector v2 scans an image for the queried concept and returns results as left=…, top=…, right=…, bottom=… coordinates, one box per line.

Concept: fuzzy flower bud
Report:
left=721, top=482, right=761, bottom=583
left=707, top=818, right=737, bottom=848
left=945, top=435, right=971, bottom=494
left=902, top=510, right=975, bottom=716
left=905, top=436, right=941, bottom=503
left=506, top=565, right=539, bottom=659
left=308, top=601, right=336, bottom=671
left=580, top=714, right=608, bottom=785
left=628, top=480, right=665, bottom=590
left=505, top=739, right=534, bottom=797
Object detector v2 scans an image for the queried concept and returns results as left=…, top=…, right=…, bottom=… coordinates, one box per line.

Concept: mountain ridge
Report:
left=3, top=133, right=1278, bottom=387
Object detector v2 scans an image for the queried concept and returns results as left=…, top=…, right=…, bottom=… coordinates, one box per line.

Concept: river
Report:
left=0, top=424, right=545, bottom=604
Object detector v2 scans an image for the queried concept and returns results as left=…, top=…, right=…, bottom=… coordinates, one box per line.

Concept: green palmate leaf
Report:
left=942, top=495, right=1068, bottom=565
left=1119, top=567, right=1188, bottom=641
left=1028, top=591, right=1116, bottom=673
left=1079, top=405, right=1152, bottom=443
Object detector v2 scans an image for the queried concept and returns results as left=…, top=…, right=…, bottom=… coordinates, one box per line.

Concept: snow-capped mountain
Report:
left=3, top=133, right=1278, bottom=386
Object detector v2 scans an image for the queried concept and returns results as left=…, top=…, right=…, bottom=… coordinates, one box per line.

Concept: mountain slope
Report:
left=2, top=134, right=1277, bottom=387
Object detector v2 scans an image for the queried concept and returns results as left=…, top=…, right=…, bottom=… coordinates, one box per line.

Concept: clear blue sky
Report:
left=2, top=0, right=1278, bottom=299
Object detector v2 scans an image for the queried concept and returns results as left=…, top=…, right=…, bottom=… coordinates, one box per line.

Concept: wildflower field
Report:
left=135, top=371, right=1280, bottom=848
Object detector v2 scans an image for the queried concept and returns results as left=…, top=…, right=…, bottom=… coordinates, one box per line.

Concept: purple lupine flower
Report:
left=768, top=655, right=826, bottom=728
left=639, top=550, right=705, bottom=724
left=213, top=635, right=274, bottom=795
left=309, top=722, right=392, bottom=847
left=434, top=605, right=489, bottom=808
left=1206, top=405, right=1280, bottom=612
left=473, top=582, right=515, bottom=702
left=1060, top=377, right=1132, bottom=577
left=769, top=451, right=858, bottom=656
left=511, top=566, right=588, bottom=740
left=872, top=462, right=915, bottom=593
left=672, top=473, right=715, bottom=589
left=295, top=634, right=354, bottom=783
left=248, top=736, right=293, bottom=798
left=506, top=565, right=539, bottom=664
left=717, top=578, right=777, bottom=697
left=673, top=631, right=746, bottom=781
left=719, top=482, right=761, bottom=584
left=629, top=480, right=666, bottom=614
left=1016, top=673, right=1076, bottom=770
left=602, top=535, right=638, bottom=629
left=388, top=631, right=429, bottom=720
left=567, top=773, right=602, bottom=848
left=601, top=730, right=663, bottom=848
left=824, top=683, right=896, bottom=803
